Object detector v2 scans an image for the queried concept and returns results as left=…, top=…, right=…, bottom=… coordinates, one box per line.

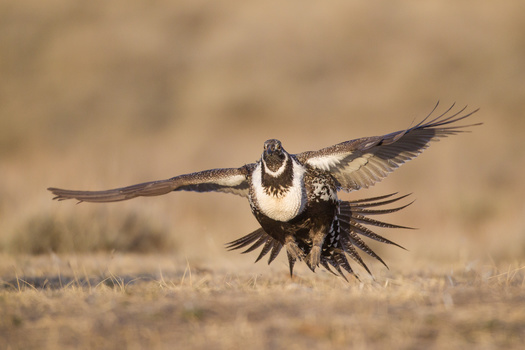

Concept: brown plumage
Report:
left=48, top=103, right=480, bottom=279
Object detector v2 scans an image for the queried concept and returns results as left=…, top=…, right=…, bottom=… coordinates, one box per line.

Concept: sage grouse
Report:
left=48, top=104, right=479, bottom=280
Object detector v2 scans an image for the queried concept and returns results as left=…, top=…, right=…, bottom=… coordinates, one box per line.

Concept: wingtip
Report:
left=48, top=187, right=61, bottom=199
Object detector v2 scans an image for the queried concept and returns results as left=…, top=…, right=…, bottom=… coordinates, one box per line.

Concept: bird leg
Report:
left=306, top=229, right=325, bottom=271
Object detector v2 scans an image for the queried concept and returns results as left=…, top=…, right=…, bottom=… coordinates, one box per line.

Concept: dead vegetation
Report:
left=7, top=210, right=176, bottom=254
left=1, top=255, right=524, bottom=349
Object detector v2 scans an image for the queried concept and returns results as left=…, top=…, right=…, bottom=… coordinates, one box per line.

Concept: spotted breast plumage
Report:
left=48, top=103, right=480, bottom=280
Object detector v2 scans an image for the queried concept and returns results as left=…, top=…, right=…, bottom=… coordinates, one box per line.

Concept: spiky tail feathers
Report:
left=226, top=193, right=413, bottom=280
left=321, top=193, right=413, bottom=281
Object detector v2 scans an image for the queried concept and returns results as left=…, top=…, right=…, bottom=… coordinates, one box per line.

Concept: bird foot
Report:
left=306, top=246, right=321, bottom=272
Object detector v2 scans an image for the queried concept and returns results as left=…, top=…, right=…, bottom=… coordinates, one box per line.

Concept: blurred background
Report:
left=1, top=0, right=524, bottom=272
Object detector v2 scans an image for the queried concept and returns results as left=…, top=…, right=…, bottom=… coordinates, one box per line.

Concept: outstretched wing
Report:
left=296, top=103, right=480, bottom=191
left=48, top=166, right=253, bottom=203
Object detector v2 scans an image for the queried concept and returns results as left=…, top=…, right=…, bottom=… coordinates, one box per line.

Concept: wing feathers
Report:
left=298, top=103, right=480, bottom=191
left=48, top=167, right=251, bottom=203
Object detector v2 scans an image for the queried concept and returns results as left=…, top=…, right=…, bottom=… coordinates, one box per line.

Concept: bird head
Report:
left=262, top=139, right=288, bottom=174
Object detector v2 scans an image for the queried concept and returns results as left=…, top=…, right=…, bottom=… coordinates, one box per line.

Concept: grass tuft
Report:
left=5, top=211, right=177, bottom=255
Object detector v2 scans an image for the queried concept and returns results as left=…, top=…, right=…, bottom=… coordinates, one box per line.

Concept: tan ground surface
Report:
left=1, top=1, right=524, bottom=349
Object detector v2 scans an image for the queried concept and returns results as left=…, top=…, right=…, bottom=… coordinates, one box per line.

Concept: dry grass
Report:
left=6, top=209, right=175, bottom=254
left=1, top=255, right=524, bottom=349
left=1, top=0, right=525, bottom=349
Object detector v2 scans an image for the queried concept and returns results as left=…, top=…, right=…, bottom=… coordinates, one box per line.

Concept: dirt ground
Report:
left=1, top=1, right=525, bottom=349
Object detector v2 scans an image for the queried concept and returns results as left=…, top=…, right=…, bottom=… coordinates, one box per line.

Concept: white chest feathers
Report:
left=251, top=159, right=306, bottom=222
